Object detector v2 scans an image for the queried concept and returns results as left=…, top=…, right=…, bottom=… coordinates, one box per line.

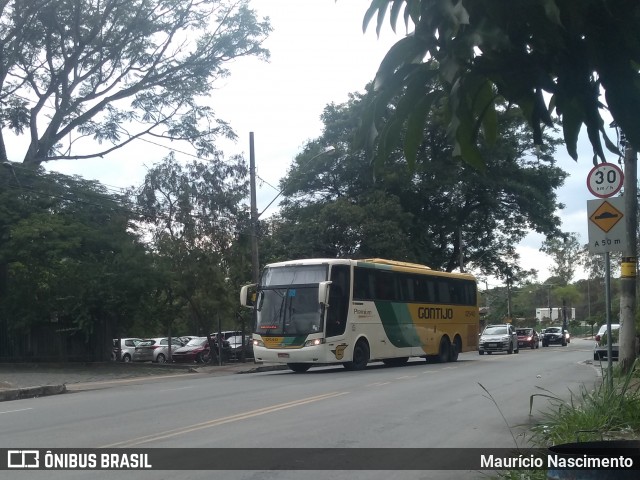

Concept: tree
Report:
left=0, top=0, right=271, bottom=165
left=133, top=153, right=248, bottom=335
left=362, top=0, right=640, bottom=168
left=266, top=90, right=566, bottom=278
left=539, top=232, right=583, bottom=285
left=0, top=164, right=153, bottom=360
left=363, top=0, right=640, bottom=370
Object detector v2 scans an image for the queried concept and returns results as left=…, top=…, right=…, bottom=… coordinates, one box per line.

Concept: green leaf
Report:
left=374, top=35, right=427, bottom=89
left=362, top=0, right=392, bottom=36
left=390, top=0, right=404, bottom=33
left=560, top=100, right=583, bottom=161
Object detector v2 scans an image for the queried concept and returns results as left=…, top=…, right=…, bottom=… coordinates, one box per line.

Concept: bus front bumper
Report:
left=253, top=345, right=335, bottom=364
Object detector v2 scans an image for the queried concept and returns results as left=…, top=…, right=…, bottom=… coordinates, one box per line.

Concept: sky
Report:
left=40, top=0, right=624, bottom=287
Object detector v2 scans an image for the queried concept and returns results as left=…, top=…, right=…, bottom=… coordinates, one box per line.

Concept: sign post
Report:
left=586, top=163, right=625, bottom=388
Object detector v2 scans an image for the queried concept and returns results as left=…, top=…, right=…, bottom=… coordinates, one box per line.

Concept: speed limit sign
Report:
left=587, top=162, right=624, bottom=198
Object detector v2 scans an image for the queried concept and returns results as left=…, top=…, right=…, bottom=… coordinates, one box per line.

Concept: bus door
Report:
left=325, top=265, right=350, bottom=338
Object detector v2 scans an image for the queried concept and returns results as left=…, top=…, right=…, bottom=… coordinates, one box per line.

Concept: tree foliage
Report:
left=133, top=154, right=249, bottom=334
left=0, top=0, right=271, bottom=165
left=264, top=90, right=566, bottom=278
left=540, top=232, right=584, bottom=284
left=362, top=0, right=640, bottom=167
left=0, top=163, right=153, bottom=359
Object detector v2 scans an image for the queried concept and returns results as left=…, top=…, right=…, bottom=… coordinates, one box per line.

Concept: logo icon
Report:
left=332, top=344, right=348, bottom=360
left=8, top=450, right=40, bottom=468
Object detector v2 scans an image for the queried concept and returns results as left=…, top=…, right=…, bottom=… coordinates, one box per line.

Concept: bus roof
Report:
left=263, top=258, right=476, bottom=281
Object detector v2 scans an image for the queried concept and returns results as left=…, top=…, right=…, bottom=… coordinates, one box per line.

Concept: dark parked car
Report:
left=478, top=324, right=519, bottom=355
left=542, top=326, right=567, bottom=347
left=516, top=328, right=539, bottom=349
left=593, top=323, right=620, bottom=361
left=227, top=335, right=253, bottom=360
left=172, top=337, right=212, bottom=364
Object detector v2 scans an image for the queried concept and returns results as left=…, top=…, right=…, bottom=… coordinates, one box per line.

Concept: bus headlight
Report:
left=304, top=338, right=325, bottom=347
left=253, top=339, right=264, bottom=347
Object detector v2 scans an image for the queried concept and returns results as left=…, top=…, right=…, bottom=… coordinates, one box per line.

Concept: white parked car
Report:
left=112, top=338, right=143, bottom=362
left=478, top=324, right=519, bottom=355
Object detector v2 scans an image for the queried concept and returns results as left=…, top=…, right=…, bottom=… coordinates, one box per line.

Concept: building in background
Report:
left=535, top=307, right=576, bottom=323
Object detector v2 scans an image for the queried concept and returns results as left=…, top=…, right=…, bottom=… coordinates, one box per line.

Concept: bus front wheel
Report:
left=344, top=340, right=370, bottom=371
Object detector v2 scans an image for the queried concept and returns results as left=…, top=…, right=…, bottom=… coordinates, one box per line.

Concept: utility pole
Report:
left=620, top=136, right=637, bottom=372
left=249, top=132, right=259, bottom=286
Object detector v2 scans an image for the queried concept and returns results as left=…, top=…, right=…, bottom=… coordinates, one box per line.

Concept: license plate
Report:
left=518, top=342, right=524, bottom=346
left=488, top=343, right=497, bottom=348
left=278, top=353, right=290, bottom=358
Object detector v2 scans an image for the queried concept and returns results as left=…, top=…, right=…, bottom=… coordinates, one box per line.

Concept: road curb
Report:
left=0, top=384, right=67, bottom=402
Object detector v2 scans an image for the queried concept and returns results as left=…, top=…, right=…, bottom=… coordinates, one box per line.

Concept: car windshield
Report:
left=483, top=326, right=507, bottom=335
left=546, top=327, right=562, bottom=333
left=516, top=329, right=531, bottom=335
left=186, top=338, right=207, bottom=347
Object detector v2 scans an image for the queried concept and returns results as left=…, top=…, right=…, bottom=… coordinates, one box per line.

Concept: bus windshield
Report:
left=262, top=264, right=327, bottom=286
left=256, top=286, right=322, bottom=335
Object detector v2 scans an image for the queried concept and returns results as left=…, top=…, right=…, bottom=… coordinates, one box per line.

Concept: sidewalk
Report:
left=0, top=361, right=287, bottom=402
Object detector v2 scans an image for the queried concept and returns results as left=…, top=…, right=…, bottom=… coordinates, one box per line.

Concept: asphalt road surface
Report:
left=0, top=337, right=601, bottom=480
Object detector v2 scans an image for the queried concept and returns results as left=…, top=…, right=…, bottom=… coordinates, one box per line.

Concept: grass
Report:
left=529, top=359, right=640, bottom=446
left=483, top=359, right=640, bottom=479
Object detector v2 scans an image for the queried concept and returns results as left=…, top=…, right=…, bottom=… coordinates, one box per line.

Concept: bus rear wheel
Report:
left=450, top=337, right=462, bottom=362
left=344, top=339, right=369, bottom=371
left=288, top=363, right=311, bottom=373
left=437, top=337, right=451, bottom=363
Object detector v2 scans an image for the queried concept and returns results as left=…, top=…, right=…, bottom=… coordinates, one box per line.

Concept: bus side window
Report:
left=376, top=271, right=397, bottom=301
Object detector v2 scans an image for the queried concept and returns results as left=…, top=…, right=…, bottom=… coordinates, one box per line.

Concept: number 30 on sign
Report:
left=587, top=162, right=624, bottom=198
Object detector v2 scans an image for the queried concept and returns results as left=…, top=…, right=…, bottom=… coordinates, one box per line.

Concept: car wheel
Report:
left=594, top=352, right=600, bottom=361
left=122, top=354, right=131, bottom=363
left=156, top=353, right=166, bottom=363
left=344, top=339, right=370, bottom=371
left=507, top=342, right=513, bottom=354
left=288, top=363, right=311, bottom=373
left=562, top=342, right=567, bottom=347
left=514, top=346, right=519, bottom=354
left=530, top=342, right=535, bottom=350
left=479, top=350, right=485, bottom=355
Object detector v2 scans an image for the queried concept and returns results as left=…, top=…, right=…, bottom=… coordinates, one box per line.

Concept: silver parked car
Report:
left=133, top=337, right=185, bottom=363
left=113, top=338, right=143, bottom=362
left=478, top=324, right=519, bottom=355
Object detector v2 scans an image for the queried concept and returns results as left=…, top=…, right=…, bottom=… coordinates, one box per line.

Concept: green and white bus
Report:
left=240, top=258, right=479, bottom=373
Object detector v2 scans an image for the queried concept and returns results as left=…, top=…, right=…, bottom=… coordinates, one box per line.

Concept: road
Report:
left=0, top=338, right=601, bottom=480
